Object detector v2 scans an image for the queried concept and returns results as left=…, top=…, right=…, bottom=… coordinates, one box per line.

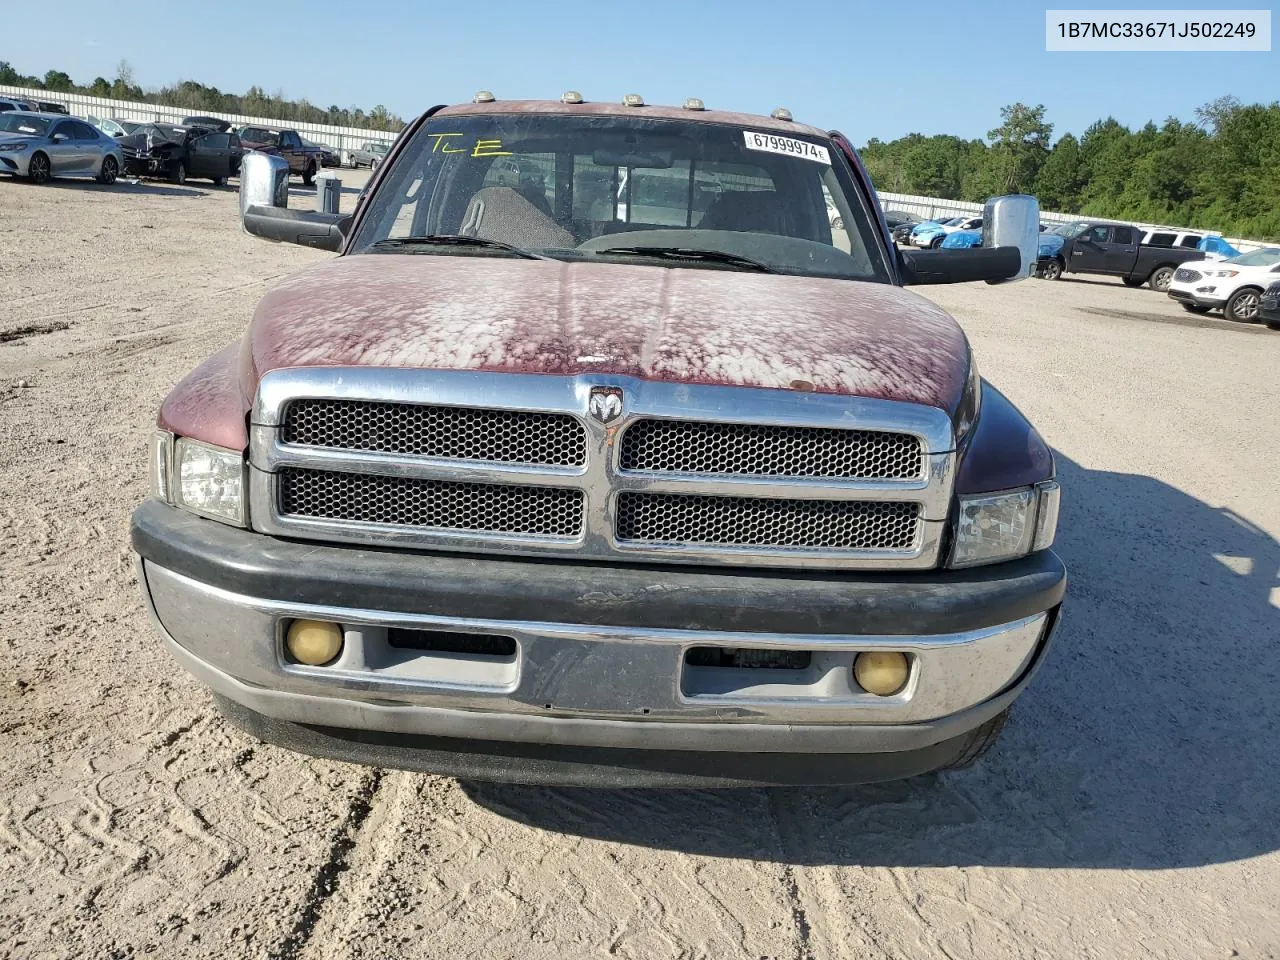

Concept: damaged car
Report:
left=118, top=123, right=244, bottom=185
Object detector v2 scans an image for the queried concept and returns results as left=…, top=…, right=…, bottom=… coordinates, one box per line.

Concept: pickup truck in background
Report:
left=132, top=95, right=1064, bottom=788
left=1036, top=220, right=1205, bottom=291
left=236, top=125, right=324, bottom=185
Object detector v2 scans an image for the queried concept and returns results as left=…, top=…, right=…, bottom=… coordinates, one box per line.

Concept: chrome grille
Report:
left=1174, top=268, right=1201, bottom=283
left=282, top=399, right=586, bottom=466
left=620, top=419, right=922, bottom=479
left=279, top=467, right=584, bottom=538
left=616, top=492, right=919, bottom=551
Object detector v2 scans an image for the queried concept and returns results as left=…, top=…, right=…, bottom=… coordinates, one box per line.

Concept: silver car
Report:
left=0, top=112, right=126, bottom=185
left=347, top=140, right=390, bottom=168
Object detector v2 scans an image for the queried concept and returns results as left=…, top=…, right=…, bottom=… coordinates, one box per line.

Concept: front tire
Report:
left=1039, top=258, right=1063, bottom=281
left=939, top=708, right=1010, bottom=771
left=27, top=151, right=51, bottom=184
left=302, top=162, right=316, bottom=186
left=1148, top=266, right=1175, bottom=292
left=96, top=155, right=118, bottom=185
left=212, top=175, right=227, bottom=186
left=1225, top=288, right=1262, bottom=323
left=1122, top=277, right=1143, bottom=287
left=170, top=161, right=186, bottom=185
left=930, top=234, right=944, bottom=249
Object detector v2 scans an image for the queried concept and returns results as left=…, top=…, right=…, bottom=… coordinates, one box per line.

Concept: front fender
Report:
left=954, top=382, right=1054, bottom=494
left=157, top=343, right=251, bottom=451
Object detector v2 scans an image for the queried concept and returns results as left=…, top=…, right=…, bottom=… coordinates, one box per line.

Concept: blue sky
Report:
left=4, top=0, right=1276, bottom=143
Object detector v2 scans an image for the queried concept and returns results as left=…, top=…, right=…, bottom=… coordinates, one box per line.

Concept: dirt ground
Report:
left=1, top=167, right=1278, bottom=960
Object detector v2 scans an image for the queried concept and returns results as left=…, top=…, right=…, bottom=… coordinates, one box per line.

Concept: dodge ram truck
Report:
left=237, top=125, right=324, bottom=185
left=132, top=93, right=1065, bottom=788
left=1036, top=219, right=1204, bottom=291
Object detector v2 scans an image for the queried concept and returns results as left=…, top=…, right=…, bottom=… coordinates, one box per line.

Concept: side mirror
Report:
left=51, top=133, right=68, bottom=143
left=900, top=194, right=1039, bottom=285
left=239, top=151, right=348, bottom=252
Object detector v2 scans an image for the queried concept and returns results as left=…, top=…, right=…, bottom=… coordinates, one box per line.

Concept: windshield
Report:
left=1223, top=247, right=1280, bottom=266
left=371, top=143, right=389, bottom=154
left=354, top=113, right=892, bottom=283
left=0, top=114, right=50, bottom=136
left=1048, top=221, right=1089, bottom=238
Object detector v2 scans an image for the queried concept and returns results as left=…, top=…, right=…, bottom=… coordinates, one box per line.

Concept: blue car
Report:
left=941, top=228, right=982, bottom=249
left=912, top=215, right=983, bottom=248
left=908, top=216, right=960, bottom=245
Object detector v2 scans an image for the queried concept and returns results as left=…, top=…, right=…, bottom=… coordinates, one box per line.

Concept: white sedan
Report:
left=1167, top=247, right=1280, bottom=322
left=912, top=215, right=983, bottom=248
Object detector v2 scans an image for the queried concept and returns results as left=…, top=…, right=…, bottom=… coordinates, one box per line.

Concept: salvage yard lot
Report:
left=1, top=173, right=1278, bottom=960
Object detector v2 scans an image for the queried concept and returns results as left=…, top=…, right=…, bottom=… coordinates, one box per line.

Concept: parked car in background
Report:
left=32, top=100, right=68, bottom=115
left=883, top=209, right=921, bottom=229
left=182, top=116, right=232, bottom=133
left=95, top=118, right=148, bottom=138
left=118, top=123, right=243, bottom=185
left=1166, top=247, right=1280, bottom=322
left=347, top=140, right=391, bottom=168
left=237, top=126, right=324, bottom=184
left=302, top=138, right=340, bottom=168
left=1259, top=280, right=1280, bottom=329
left=0, top=112, right=123, bottom=184
left=1035, top=220, right=1204, bottom=289
left=913, top=215, right=982, bottom=249
left=940, top=228, right=983, bottom=249
left=0, top=97, right=38, bottom=113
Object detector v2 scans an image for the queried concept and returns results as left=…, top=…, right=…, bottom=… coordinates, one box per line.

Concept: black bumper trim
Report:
left=132, top=500, right=1065, bottom=636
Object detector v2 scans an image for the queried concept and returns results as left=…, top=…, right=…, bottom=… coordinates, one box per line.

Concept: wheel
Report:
left=96, top=155, right=118, bottom=185
left=1039, top=258, right=1063, bottom=281
left=212, top=175, right=227, bottom=186
left=1181, top=303, right=1211, bottom=314
left=1148, top=266, right=1175, bottom=292
left=170, top=161, right=186, bottom=185
left=302, top=162, right=315, bottom=186
left=939, top=709, right=1009, bottom=771
left=1224, top=288, right=1262, bottom=323
left=370, top=157, right=381, bottom=173
left=27, top=151, right=50, bottom=184
left=1122, top=277, right=1143, bottom=287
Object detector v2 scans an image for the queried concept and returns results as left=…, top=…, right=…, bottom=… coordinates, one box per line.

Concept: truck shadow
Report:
left=42, top=179, right=207, bottom=199
left=461, top=452, right=1280, bottom=869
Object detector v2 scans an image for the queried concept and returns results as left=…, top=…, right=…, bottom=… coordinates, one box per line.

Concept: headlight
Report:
left=0, top=143, right=29, bottom=152
left=1206, top=270, right=1238, bottom=278
left=950, top=480, right=1059, bottom=568
left=173, top=438, right=247, bottom=526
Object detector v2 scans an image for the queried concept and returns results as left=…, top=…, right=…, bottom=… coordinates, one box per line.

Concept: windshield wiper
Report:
left=592, top=246, right=774, bottom=273
left=369, top=235, right=554, bottom=261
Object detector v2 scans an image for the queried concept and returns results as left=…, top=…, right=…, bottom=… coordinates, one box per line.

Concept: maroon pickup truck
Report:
left=132, top=94, right=1064, bottom=787
left=236, top=125, right=324, bottom=185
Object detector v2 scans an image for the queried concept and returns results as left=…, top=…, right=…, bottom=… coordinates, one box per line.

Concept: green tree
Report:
left=43, top=69, right=74, bottom=91
left=984, top=103, right=1053, bottom=194
left=1035, top=133, right=1085, bottom=211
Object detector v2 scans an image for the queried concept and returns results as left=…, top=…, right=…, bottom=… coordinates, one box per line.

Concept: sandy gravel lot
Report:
left=1, top=168, right=1278, bottom=960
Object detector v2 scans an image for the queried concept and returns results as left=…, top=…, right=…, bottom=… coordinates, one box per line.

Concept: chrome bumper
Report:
left=138, top=558, right=1054, bottom=755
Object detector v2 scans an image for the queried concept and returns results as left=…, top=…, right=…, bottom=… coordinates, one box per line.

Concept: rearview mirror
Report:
left=239, top=150, right=348, bottom=252
left=901, top=194, right=1039, bottom=285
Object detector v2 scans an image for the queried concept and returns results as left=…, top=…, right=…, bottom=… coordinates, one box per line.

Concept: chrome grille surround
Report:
left=1174, top=268, right=1202, bottom=283
left=249, top=368, right=956, bottom=569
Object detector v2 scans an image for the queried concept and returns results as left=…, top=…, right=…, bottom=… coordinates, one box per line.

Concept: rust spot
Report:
left=789, top=379, right=815, bottom=392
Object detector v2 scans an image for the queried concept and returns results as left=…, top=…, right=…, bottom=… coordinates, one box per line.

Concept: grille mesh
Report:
left=1174, top=268, right=1202, bottom=283
left=619, top=419, right=922, bottom=479
left=615, top=492, right=919, bottom=551
left=280, top=468, right=583, bottom=538
left=282, top=399, right=586, bottom=466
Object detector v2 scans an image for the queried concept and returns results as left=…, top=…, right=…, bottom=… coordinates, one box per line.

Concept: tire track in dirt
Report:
left=266, top=768, right=385, bottom=960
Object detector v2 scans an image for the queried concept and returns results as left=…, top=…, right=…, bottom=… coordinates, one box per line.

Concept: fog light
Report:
left=286, top=619, right=343, bottom=666
left=854, top=652, right=909, bottom=696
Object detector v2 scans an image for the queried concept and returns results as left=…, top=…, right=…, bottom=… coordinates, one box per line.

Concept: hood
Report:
left=1038, top=234, right=1065, bottom=257
left=941, top=229, right=982, bottom=248
left=0, top=131, right=39, bottom=144
left=243, top=255, right=971, bottom=414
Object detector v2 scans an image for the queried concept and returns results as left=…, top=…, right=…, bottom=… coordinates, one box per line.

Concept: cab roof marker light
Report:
left=622, top=93, right=645, bottom=107
left=472, top=90, right=496, bottom=104
left=683, top=97, right=706, bottom=111
left=771, top=107, right=794, bottom=121
left=561, top=91, right=584, bottom=104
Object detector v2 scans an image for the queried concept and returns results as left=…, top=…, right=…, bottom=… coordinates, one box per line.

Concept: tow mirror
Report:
left=901, top=194, right=1040, bottom=285
left=239, top=150, right=348, bottom=252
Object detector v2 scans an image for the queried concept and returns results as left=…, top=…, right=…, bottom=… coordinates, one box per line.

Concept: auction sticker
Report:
left=743, top=131, right=830, bottom=164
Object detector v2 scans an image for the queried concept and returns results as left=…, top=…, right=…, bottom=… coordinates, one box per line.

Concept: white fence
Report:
left=877, top=190, right=1267, bottom=253
left=0, top=84, right=398, bottom=157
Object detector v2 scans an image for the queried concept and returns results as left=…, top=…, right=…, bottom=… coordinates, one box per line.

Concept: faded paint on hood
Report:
left=242, top=254, right=970, bottom=413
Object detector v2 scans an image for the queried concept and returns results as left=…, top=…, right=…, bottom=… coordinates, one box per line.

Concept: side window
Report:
left=0, top=102, right=13, bottom=113
left=1088, top=225, right=1109, bottom=243
left=1112, top=226, right=1134, bottom=244
left=283, top=131, right=300, bottom=149
left=52, top=121, right=75, bottom=140
left=1178, top=234, right=1203, bottom=248
left=1147, top=232, right=1175, bottom=247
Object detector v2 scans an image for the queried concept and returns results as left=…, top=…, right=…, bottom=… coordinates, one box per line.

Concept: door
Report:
left=46, top=120, right=88, bottom=174
left=1104, top=225, right=1139, bottom=273
left=1069, top=224, right=1115, bottom=273
left=186, top=133, right=222, bottom=179
left=279, top=130, right=302, bottom=171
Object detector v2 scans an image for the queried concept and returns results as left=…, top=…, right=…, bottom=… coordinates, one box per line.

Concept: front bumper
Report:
left=1167, top=285, right=1225, bottom=307
left=132, top=500, right=1065, bottom=785
left=0, top=150, right=31, bottom=175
